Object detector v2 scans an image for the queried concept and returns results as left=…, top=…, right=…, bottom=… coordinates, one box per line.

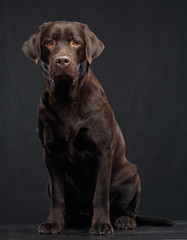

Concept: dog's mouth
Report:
left=49, top=63, right=79, bottom=86
left=49, top=76, right=77, bottom=89
left=49, top=74, right=78, bottom=87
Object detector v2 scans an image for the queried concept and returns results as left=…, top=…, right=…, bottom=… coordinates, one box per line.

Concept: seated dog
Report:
left=22, top=21, right=174, bottom=235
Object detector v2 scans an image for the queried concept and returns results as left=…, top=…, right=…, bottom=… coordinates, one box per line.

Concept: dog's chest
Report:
left=41, top=103, right=98, bottom=158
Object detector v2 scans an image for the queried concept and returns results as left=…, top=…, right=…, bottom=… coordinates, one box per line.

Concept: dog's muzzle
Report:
left=41, top=59, right=87, bottom=83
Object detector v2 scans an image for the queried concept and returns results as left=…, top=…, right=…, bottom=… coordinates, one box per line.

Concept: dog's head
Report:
left=22, top=21, right=104, bottom=94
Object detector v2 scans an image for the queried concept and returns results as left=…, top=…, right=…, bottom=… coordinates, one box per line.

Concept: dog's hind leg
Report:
left=110, top=174, right=141, bottom=230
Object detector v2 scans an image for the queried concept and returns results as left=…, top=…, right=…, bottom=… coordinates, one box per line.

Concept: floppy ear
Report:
left=81, top=24, right=105, bottom=64
left=22, top=23, right=46, bottom=64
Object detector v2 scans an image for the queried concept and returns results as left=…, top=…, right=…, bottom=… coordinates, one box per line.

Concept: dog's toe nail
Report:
left=39, top=228, right=45, bottom=234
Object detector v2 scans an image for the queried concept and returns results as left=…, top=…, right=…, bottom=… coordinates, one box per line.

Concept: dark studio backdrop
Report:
left=0, top=0, right=186, bottom=224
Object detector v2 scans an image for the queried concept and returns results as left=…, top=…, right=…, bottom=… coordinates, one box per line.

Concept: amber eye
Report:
left=71, top=40, right=80, bottom=47
left=45, top=40, right=55, bottom=48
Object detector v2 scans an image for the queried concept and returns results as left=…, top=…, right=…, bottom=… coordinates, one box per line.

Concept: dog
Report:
left=22, top=21, right=174, bottom=235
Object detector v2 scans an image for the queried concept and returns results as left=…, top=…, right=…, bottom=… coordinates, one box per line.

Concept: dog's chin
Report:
left=48, top=74, right=79, bottom=101
left=50, top=73, right=78, bottom=88
left=53, top=77, right=77, bottom=86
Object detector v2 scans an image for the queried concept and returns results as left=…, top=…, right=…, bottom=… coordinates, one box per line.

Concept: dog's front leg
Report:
left=38, top=152, right=65, bottom=234
left=89, top=150, right=114, bottom=235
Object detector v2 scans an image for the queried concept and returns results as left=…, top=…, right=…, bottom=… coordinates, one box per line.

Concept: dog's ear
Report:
left=22, top=23, right=47, bottom=64
left=81, top=24, right=105, bottom=64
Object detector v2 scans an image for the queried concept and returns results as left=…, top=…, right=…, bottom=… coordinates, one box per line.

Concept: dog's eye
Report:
left=70, top=40, right=80, bottom=47
left=45, top=40, right=55, bottom=48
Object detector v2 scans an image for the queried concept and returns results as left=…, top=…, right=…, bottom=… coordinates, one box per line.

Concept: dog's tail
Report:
left=136, top=215, right=175, bottom=226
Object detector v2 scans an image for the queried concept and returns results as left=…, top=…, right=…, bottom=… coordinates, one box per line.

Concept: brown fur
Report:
left=22, top=21, right=174, bottom=235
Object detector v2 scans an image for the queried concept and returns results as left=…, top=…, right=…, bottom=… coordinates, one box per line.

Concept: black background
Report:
left=0, top=0, right=186, bottom=224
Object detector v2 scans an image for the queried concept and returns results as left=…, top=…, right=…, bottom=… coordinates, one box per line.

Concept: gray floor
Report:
left=0, top=221, right=187, bottom=240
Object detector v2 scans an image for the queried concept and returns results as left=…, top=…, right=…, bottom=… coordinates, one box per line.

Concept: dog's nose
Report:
left=55, top=56, right=70, bottom=68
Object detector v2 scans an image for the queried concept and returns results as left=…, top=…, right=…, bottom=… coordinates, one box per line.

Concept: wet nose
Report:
left=54, top=56, right=70, bottom=68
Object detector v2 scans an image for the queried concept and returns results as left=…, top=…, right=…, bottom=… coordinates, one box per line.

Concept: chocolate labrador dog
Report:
left=22, top=21, right=174, bottom=235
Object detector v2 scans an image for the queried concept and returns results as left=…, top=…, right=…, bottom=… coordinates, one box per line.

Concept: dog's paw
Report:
left=38, top=222, right=63, bottom=234
left=89, top=223, right=114, bottom=235
left=114, top=216, right=136, bottom=230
